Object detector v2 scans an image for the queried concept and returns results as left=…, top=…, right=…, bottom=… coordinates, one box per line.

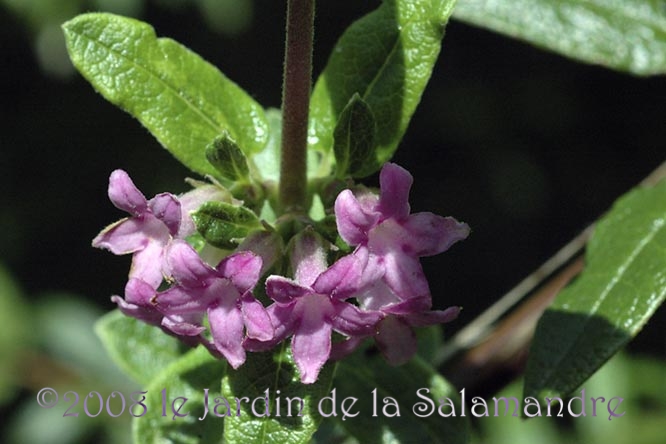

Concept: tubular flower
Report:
left=111, top=277, right=213, bottom=350
left=335, top=162, right=470, bottom=303
left=94, top=162, right=470, bottom=383
left=333, top=163, right=469, bottom=363
left=245, top=231, right=382, bottom=384
left=92, top=169, right=181, bottom=288
left=155, top=240, right=272, bottom=369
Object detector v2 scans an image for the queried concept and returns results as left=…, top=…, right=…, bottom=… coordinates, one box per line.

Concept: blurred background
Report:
left=1, top=0, right=664, bottom=443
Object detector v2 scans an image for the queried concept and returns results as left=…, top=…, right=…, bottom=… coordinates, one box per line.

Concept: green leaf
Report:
left=309, top=0, right=456, bottom=175
left=333, top=93, right=377, bottom=179
left=334, top=349, right=469, bottom=444
left=193, top=201, right=262, bottom=249
left=134, top=347, right=226, bottom=444
left=206, top=132, right=251, bottom=182
left=251, top=108, right=282, bottom=183
left=222, top=347, right=334, bottom=444
left=525, top=181, right=666, bottom=401
left=95, top=309, right=186, bottom=386
left=62, top=13, right=268, bottom=176
left=452, top=0, right=666, bottom=76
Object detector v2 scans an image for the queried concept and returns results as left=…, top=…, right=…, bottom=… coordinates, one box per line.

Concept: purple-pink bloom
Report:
left=245, top=231, right=382, bottom=384
left=335, top=163, right=470, bottom=304
left=92, top=169, right=181, bottom=288
left=111, top=277, right=213, bottom=350
left=333, top=163, right=469, bottom=364
left=155, top=240, right=272, bottom=369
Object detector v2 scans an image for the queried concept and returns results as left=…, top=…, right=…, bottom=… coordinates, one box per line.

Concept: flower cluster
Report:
left=94, top=163, right=469, bottom=383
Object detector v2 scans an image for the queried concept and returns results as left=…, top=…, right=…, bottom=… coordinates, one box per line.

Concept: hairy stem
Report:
left=279, top=0, right=315, bottom=214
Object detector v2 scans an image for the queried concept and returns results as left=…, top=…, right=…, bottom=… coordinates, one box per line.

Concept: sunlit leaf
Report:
left=453, top=0, right=666, bottom=76
left=134, top=347, right=226, bottom=443
left=309, top=0, right=457, bottom=176
left=63, top=13, right=268, bottom=176
left=96, top=309, right=185, bottom=385
left=525, top=181, right=666, bottom=400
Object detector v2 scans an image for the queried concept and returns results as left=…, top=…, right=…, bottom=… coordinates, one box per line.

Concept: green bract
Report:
left=192, top=201, right=263, bottom=249
left=206, top=133, right=251, bottom=183
left=309, top=0, right=457, bottom=177
left=525, top=180, right=666, bottom=400
left=62, top=13, right=269, bottom=177
left=453, top=0, right=666, bottom=76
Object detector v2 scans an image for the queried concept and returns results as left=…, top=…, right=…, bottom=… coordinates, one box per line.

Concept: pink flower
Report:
left=92, top=169, right=181, bottom=288
left=245, top=231, right=382, bottom=383
left=111, top=277, right=211, bottom=349
left=334, top=163, right=469, bottom=363
left=155, top=240, right=272, bottom=369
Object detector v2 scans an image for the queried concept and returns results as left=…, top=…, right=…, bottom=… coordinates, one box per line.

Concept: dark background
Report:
left=1, top=0, right=664, bottom=372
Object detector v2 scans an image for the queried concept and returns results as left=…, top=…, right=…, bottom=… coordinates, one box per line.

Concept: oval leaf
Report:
left=453, top=0, right=666, bottom=76
left=333, top=93, right=377, bottom=179
left=134, top=347, right=226, bottom=444
left=95, top=310, right=186, bottom=385
left=222, top=347, right=334, bottom=444
left=334, top=350, right=469, bottom=444
left=309, top=0, right=457, bottom=176
left=193, top=201, right=262, bottom=249
left=206, top=132, right=251, bottom=182
left=63, top=13, right=269, bottom=176
left=525, top=180, right=666, bottom=400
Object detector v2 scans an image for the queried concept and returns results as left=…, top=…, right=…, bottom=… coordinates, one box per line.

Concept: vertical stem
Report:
left=279, top=0, right=314, bottom=213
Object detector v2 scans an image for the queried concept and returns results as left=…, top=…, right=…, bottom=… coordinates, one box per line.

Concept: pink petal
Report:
left=149, top=193, right=181, bottom=236
left=403, top=213, right=470, bottom=256
left=156, top=285, right=211, bottom=314
left=291, top=231, right=328, bottom=287
left=124, top=278, right=157, bottom=305
left=209, top=303, right=246, bottom=369
left=379, top=295, right=432, bottom=315
left=355, top=275, right=401, bottom=311
left=161, top=314, right=206, bottom=336
left=217, top=251, right=262, bottom=294
left=243, top=303, right=295, bottom=351
left=375, top=316, right=417, bottom=366
left=108, top=169, right=148, bottom=216
left=334, top=189, right=380, bottom=246
left=377, top=163, right=412, bottom=221
left=240, top=292, right=274, bottom=341
left=379, top=250, right=431, bottom=301
left=92, top=218, right=149, bottom=254
left=111, top=295, right=162, bottom=326
left=292, top=296, right=334, bottom=384
left=330, top=300, right=382, bottom=336
left=265, top=275, right=310, bottom=303
left=130, top=241, right=167, bottom=288
left=166, top=240, right=214, bottom=287
left=312, top=252, right=364, bottom=298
